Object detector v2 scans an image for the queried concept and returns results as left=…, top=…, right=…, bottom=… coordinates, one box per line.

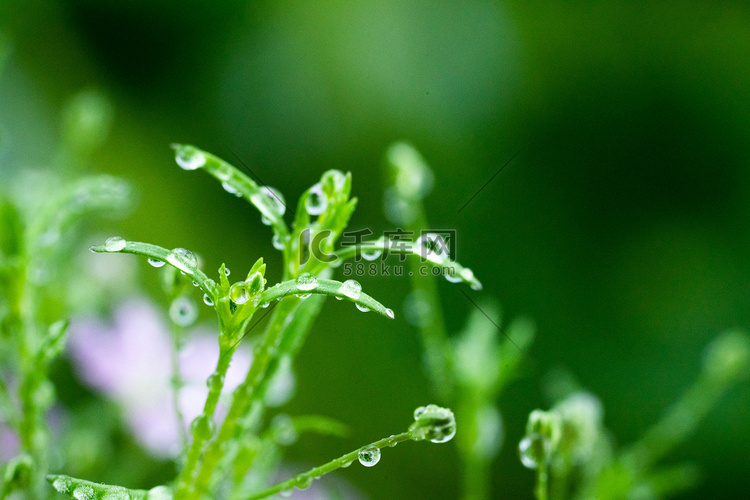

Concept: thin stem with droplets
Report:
left=184, top=298, right=300, bottom=500
left=245, top=432, right=414, bottom=500
left=175, top=348, right=233, bottom=497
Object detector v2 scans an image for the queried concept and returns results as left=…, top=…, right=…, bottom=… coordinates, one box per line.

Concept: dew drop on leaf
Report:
left=173, top=145, right=206, bottom=170
left=102, top=487, right=131, bottom=500
left=295, top=272, right=318, bottom=291
left=361, top=248, right=382, bottom=261
left=356, top=303, right=370, bottom=313
left=73, top=484, right=95, bottom=500
left=519, top=434, right=543, bottom=469
left=338, top=279, right=361, bottom=300
left=305, top=183, right=328, bottom=216
left=52, top=476, right=72, bottom=494
left=203, top=293, right=214, bottom=306
left=230, top=282, right=250, bottom=304
left=148, top=258, right=165, bottom=268
left=167, top=248, right=198, bottom=274
left=104, top=236, right=126, bottom=252
left=358, top=446, right=381, bottom=467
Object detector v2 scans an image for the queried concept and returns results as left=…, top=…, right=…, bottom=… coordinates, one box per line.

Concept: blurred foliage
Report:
left=2, top=1, right=750, bottom=499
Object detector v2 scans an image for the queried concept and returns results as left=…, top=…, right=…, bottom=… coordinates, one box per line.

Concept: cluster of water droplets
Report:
left=305, top=183, right=328, bottom=216
left=173, top=145, right=206, bottom=171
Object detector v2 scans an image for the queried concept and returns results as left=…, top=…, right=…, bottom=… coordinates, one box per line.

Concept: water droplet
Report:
left=260, top=215, right=272, bottom=226
left=73, top=484, right=96, bottom=500
left=203, top=294, right=214, bottom=306
left=279, top=488, right=293, bottom=498
left=385, top=308, right=395, bottom=319
left=221, top=181, right=242, bottom=197
left=167, top=248, right=198, bottom=274
left=416, top=233, right=449, bottom=262
left=519, top=434, right=545, bottom=469
left=206, top=373, right=224, bottom=392
left=338, top=279, right=361, bottom=300
left=102, top=487, right=131, bottom=500
left=224, top=268, right=231, bottom=276
left=295, top=272, right=318, bottom=291
left=356, top=304, right=370, bottom=312
left=192, top=280, right=199, bottom=287
left=170, top=297, right=198, bottom=327
left=358, top=446, right=381, bottom=467
left=444, top=268, right=462, bottom=283
left=272, top=233, right=286, bottom=250
left=52, top=476, right=72, bottom=494
left=295, top=475, right=313, bottom=490
left=386, top=435, right=399, bottom=447
left=411, top=404, right=456, bottom=443
left=298, top=293, right=312, bottom=299
left=255, top=186, right=285, bottom=217
left=148, top=258, right=165, bottom=268
left=261, top=302, right=270, bottom=308
left=190, top=414, right=216, bottom=439
left=361, top=247, right=382, bottom=261
left=104, top=236, right=126, bottom=252
left=230, top=282, right=250, bottom=304
left=305, top=183, right=328, bottom=215
left=340, top=459, right=353, bottom=468
left=173, top=145, right=206, bottom=170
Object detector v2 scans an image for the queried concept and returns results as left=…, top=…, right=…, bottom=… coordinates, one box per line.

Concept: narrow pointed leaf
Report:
left=260, top=278, right=394, bottom=319
left=332, top=237, right=483, bottom=290
left=171, top=144, right=288, bottom=238
left=90, top=239, right=217, bottom=299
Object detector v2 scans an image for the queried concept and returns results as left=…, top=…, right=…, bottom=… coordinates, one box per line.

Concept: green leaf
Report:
left=46, top=474, right=157, bottom=500
left=260, top=277, right=394, bottom=320
left=90, top=239, right=217, bottom=299
left=170, top=144, right=288, bottom=239
left=332, top=237, right=483, bottom=290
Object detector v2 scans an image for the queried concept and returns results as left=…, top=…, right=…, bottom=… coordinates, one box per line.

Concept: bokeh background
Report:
left=2, top=1, right=750, bottom=498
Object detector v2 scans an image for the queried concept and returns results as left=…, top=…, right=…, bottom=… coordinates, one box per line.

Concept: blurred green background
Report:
left=2, top=1, right=749, bottom=498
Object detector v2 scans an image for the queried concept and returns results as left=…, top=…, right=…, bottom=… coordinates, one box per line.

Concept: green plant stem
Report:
left=404, top=207, right=454, bottom=404
left=183, top=298, right=300, bottom=500
left=169, top=324, right=188, bottom=452
left=176, top=347, right=233, bottom=497
left=535, top=463, right=549, bottom=500
left=245, top=432, right=414, bottom=500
